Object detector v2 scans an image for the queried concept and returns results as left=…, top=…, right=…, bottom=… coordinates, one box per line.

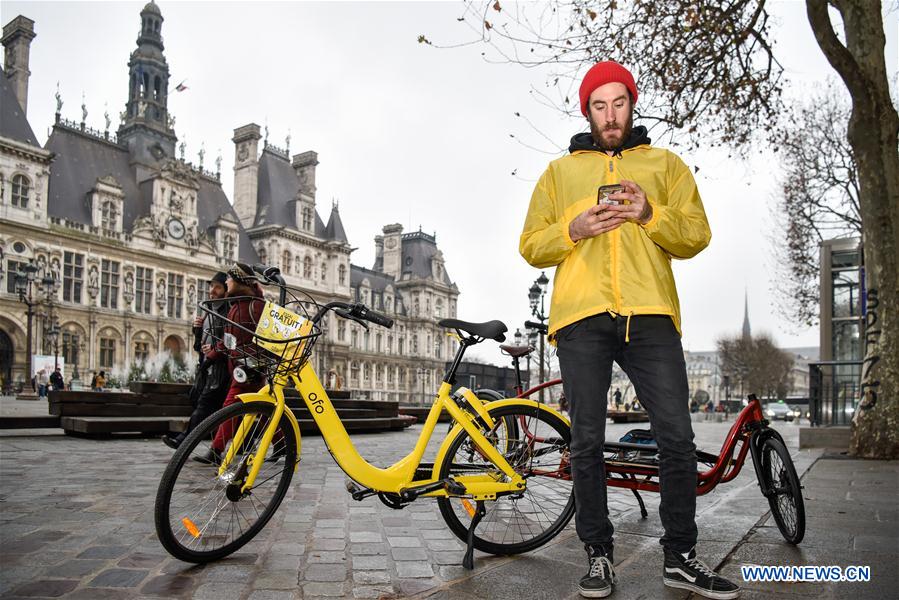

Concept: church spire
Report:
left=742, top=289, right=751, bottom=341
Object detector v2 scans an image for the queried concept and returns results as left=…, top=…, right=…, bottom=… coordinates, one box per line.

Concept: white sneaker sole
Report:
left=664, top=578, right=740, bottom=599
left=578, top=586, right=612, bottom=598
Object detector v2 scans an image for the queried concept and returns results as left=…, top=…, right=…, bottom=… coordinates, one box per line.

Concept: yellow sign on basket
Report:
left=254, top=301, right=314, bottom=363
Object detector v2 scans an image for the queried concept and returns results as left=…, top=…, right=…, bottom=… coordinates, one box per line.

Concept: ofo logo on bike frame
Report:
left=741, top=565, right=871, bottom=583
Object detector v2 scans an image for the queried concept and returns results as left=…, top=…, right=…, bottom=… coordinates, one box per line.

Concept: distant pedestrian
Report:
left=89, top=371, right=98, bottom=391
left=95, top=371, right=106, bottom=391
left=36, top=369, right=49, bottom=400
left=49, top=368, right=65, bottom=392
left=613, top=387, right=622, bottom=409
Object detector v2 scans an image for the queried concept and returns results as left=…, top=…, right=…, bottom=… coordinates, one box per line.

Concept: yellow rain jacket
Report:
left=519, top=129, right=711, bottom=342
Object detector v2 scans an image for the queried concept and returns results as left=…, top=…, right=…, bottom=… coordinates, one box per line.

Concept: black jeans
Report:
left=557, top=313, right=697, bottom=554
left=176, top=364, right=229, bottom=444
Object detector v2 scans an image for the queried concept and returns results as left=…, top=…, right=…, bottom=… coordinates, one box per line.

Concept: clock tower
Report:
left=117, top=1, right=177, bottom=179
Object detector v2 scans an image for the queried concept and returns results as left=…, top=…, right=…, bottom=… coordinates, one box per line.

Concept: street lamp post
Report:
left=14, top=263, right=41, bottom=387
left=47, top=321, right=60, bottom=372
left=528, top=272, right=549, bottom=402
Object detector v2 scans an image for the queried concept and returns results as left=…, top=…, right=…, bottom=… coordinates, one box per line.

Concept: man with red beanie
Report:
left=520, top=61, right=739, bottom=599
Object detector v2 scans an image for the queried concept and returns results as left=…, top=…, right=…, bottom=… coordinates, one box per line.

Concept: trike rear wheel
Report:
left=758, top=437, right=805, bottom=544
left=436, top=403, right=574, bottom=555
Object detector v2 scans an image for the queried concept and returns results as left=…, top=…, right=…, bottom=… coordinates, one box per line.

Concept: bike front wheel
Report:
left=155, top=401, right=298, bottom=563
left=758, top=437, right=806, bottom=544
left=436, top=403, right=574, bottom=555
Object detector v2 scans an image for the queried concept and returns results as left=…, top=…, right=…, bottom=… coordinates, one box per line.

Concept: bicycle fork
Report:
left=218, top=399, right=287, bottom=494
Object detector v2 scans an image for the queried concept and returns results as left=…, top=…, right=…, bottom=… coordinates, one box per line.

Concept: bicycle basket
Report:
left=200, top=297, right=322, bottom=383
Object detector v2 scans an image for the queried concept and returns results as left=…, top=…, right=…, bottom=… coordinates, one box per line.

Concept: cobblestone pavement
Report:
left=1, top=418, right=809, bottom=599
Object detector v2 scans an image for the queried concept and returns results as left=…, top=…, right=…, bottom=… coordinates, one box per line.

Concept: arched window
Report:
left=257, top=245, right=268, bottom=265
left=154, top=76, right=161, bottom=101
left=101, top=200, right=118, bottom=231
left=321, top=263, right=327, bottom=282
left=338, top=264, right=347, bottom=286
left=303, top=256, right=312, bottom=279
left=11, top=174, right=30, bottom=208
left=302, top=207, right=313, bottom=231
left=281, top=250, right=292, bottom=275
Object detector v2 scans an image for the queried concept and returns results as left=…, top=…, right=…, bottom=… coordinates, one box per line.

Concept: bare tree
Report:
left=718, top=333, right=795, bottom=400
left=771, top=84, right=862, bottom=328
left=425, top=0, right=899, bottom=458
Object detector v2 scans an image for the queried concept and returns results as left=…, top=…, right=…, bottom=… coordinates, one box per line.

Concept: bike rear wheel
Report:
left=437, top=403, right=574, bottom=555
left=155, top=401, right=297, bottom=563
left=758, top=437, right=805, bottom=544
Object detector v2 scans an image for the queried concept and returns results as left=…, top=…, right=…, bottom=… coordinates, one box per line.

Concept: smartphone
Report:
left=597, top=184, right=625, bottom=206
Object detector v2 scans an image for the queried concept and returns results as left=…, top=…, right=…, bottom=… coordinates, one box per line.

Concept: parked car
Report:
left=764, top=402, right=800, bottom=422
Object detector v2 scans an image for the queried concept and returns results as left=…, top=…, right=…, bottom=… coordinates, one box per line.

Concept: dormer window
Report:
left=101, top=201, right=119, bottom=231
left=302, top=207, right=313, bottom=231
left=221, top=232, right=237, bottom=261
left=11, top=174, right=30, bottom=208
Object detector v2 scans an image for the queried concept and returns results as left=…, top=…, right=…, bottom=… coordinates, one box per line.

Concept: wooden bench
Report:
left=48, top=383, right=415, bottom=437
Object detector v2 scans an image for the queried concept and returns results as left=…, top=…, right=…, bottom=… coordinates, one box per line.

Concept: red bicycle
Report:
left=477, top=336, right=806, bottom=545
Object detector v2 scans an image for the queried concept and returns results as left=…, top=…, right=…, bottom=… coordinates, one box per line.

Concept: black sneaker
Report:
left=579, top=545, right=617, bottom=598
left=162, top=435, right=182, bottom=450
left=663, top=547, right=740, bottom=599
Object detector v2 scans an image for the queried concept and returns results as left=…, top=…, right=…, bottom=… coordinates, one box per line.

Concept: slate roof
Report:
left=255, top=148, right=327, bottom=237
left=401, top=232, right=454, bottom=286
left=0, top=66, right=40, bottom=147
left=46, top=126, right=145, bottom=227
left=350, top=264, right=395, bottom=292
left=324, top=205, right=348, bottom=243
left=44, top=123, right=257, bottom=263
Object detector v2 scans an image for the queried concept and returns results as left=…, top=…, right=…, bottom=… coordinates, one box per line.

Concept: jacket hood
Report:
left=568, top=125, right=651, bottom=155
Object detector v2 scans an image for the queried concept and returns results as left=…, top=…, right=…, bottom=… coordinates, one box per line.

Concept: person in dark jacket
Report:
left=163, top=271, right=229, bottom=450
left=49, top=368, right=65, bottom=391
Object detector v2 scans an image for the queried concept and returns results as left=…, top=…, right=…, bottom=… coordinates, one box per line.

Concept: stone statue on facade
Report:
left=55, top=82, right=63, bottom=113
left=179, top=139, right=186, bottom=161
left=81, top=93, right=88, bottom=123
left=198, top=144, right=205, bottom=170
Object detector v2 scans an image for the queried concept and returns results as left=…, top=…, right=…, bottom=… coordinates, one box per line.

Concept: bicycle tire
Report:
left=436, top=403, right=574, bottom=555
left=758, top=437, right=806, bottom=544
left=155, top=401, right=297, bottom=563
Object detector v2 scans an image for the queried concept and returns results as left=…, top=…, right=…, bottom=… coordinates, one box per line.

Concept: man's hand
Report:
left=603, top=179, right=653, bottom=224
left=201, top=343, right=212, bottom=354
left=569, top=205, right=627, bottom=242
left=193, top=315, right=204, bottom=328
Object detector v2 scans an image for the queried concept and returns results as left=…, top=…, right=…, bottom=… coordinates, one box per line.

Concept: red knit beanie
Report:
left=578, top=61, right=638, bottom=117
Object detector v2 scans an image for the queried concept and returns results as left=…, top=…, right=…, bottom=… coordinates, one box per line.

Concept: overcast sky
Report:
left=4, top=1, right=897, bottom=365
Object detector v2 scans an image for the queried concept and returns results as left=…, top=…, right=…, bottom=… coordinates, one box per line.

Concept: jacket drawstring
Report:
left=625, top=313, right=633, bottom=344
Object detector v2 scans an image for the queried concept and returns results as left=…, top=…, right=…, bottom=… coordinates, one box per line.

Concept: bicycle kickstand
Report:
left=631, top=489, right=648, bottom=519
left=462, top=501, right=486, bottom=570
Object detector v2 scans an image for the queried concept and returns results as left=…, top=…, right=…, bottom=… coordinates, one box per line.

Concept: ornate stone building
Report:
left=0, top=3, right=459, bottom=402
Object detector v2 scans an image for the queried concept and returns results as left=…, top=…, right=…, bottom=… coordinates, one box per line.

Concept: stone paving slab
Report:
left=0, top=418, right=853, bottom=600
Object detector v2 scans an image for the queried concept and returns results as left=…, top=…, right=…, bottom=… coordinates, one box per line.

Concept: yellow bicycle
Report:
left=154, top=265, right=574, bottom=569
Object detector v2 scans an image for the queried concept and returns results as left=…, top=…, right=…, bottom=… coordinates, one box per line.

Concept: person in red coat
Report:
left=194, top=263, right=284, bottom=464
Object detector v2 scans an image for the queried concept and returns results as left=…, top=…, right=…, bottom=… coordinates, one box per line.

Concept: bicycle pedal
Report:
left=345, top=479, right=373, bottom=501
left=444, top=479, right=466, bottom=496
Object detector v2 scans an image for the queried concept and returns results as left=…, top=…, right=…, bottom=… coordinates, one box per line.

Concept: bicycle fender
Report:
left=431, top=399, right=569, bottom=478
left=238, top=392, right=302, bottom=472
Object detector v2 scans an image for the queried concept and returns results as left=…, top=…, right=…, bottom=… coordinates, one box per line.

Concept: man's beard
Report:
left=589, top=112, right=634, bottom=151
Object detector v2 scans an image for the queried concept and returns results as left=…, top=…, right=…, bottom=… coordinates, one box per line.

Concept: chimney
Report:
left=373, top=235, right=384, bottom=271
left=292, top=150, right=318, bottom=204
left=2, top=16, right=36, bottom=115
left=232, top=123, right=261, bottom=229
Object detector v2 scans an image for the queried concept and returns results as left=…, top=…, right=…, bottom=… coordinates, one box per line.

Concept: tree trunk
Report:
left=807, top=0, right=899, bottom=458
